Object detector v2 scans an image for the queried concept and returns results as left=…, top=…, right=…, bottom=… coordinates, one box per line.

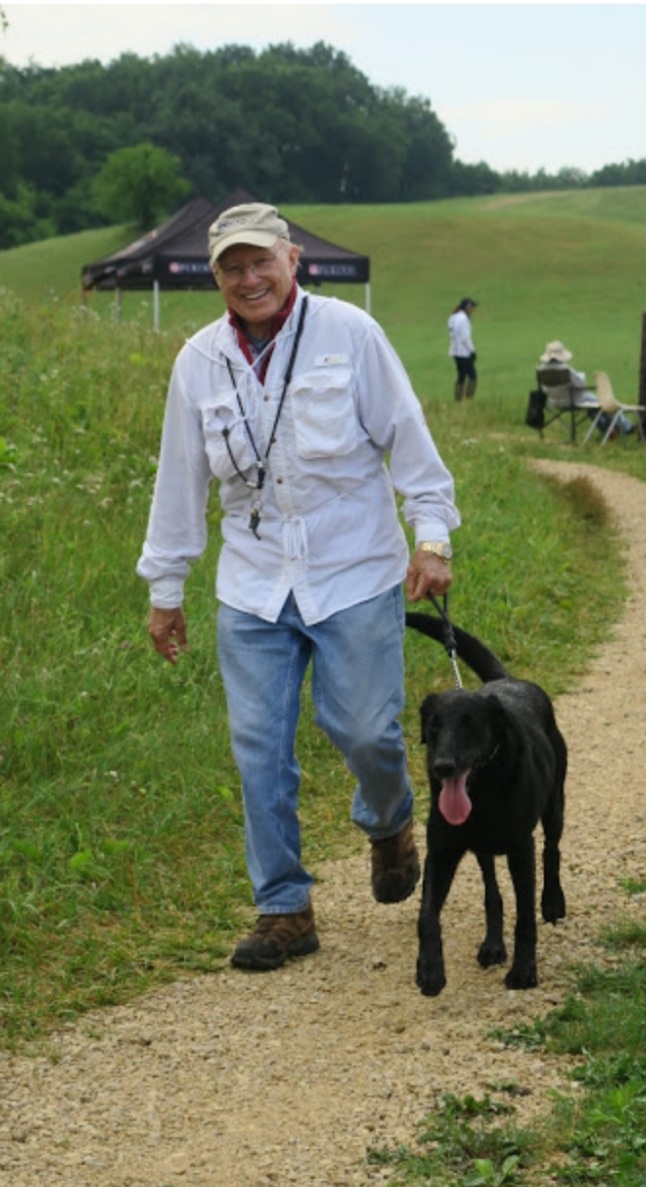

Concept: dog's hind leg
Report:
left=475, top=853, right=507, bottom=968
left=504, top=839, right=538, bottom=990
left=541, top=779, right=566, bottom=924
left=416, top=849, right=461, bottom=997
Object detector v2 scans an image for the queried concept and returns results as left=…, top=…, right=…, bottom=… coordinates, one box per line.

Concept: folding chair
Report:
left=582, top=371, right=645, bottom=445
left=536, top=366, right=599, bottom=444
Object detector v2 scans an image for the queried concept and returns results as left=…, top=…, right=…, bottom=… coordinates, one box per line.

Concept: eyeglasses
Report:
left=216, top=251, right=282, bottom=283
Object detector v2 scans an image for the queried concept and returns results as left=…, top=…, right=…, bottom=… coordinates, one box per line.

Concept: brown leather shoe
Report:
left=371, top=820, right=421, bottom=903
left=230, top=903, right=320, bottom=971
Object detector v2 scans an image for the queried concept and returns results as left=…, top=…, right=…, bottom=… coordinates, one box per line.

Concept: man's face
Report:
left=215, top=240, right=300, bottom=334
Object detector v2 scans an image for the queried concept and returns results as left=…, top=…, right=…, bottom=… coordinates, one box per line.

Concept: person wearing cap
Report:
left=137, top=202, right=460, bottom=972
left=538, top=341, right=633, bottom=436
left=447, top=298, right=478, bottom=401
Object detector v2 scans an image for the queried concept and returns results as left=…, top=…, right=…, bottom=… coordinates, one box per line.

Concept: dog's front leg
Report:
left=475, top=852, right=507, bottom=968
left=505, top=839, right=538, bottom=989
left=416, top=849, right=460, bottom=997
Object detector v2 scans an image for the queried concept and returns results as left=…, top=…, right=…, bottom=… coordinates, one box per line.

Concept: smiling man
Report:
left=138, top=202, right=460, bottom=972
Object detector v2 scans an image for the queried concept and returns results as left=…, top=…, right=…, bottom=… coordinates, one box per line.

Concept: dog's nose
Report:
left=433, top=759, right=458, bottom=780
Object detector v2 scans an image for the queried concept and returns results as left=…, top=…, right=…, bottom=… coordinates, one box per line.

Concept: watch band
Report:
left=418, top=541, right=452, bottom=562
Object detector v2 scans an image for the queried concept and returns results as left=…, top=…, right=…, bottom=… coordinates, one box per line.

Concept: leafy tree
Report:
left=590, top=157, right=646, bottom=187
left=0, top=182, right=55, bottom=248
left=382, top=89, right=454, bottom=201
left=92, top=142, right=191, bottom=230
left=450, top=159, right=499, bottom=197
left=2, top=38, right=641, bottom=250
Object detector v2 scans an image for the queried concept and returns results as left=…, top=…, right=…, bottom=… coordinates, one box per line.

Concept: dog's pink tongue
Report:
left=438, top=775, right=472, bottom=826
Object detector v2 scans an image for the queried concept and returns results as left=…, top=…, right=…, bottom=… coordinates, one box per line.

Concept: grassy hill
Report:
left=3, top=185, right=646, bottom=412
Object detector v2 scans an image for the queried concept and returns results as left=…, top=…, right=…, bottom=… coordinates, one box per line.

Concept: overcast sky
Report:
left=3, top=2, right=645, bottom=175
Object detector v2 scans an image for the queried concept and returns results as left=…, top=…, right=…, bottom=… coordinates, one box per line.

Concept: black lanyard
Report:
left=223, top=296, right=308, bottom=537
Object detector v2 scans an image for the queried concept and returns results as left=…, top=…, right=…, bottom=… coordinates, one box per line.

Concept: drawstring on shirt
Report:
left=283, top=517, right=308, bottom=562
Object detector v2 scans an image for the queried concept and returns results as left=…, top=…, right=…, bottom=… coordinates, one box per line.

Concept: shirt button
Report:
left=276, top=477, right=284, bottom=484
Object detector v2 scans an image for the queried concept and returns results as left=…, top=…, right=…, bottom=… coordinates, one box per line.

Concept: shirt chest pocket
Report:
left=289, top=367, right=359, bottom=459
left=201, top=391, right=259, bottom=482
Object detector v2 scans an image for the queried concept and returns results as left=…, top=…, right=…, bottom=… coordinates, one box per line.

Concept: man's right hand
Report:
left=148, top=606, right=188, bottom=664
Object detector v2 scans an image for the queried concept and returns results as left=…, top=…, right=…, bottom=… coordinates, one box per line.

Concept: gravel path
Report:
left=1, top=460, right=645, bottom=1187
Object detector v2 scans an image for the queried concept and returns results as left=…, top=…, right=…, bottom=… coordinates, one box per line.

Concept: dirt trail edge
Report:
left=1, top=460, right=645, bottom=1187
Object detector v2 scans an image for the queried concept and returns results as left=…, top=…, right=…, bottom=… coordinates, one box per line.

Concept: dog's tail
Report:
left=405, top=612, right=509, bottom=683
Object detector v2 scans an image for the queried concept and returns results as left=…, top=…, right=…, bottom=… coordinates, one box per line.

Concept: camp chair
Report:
left=536, top=366, right=600, bottom=444
left=582, top=371, right=645, bottom=446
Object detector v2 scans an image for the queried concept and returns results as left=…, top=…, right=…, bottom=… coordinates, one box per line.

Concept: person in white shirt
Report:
left=538, top=341, right=634, bottom=437
left=537, top=340, right=598, bottom=406
left=448, top=297, right=478, bottom=400
left=138, top=202, right=460, bottom=971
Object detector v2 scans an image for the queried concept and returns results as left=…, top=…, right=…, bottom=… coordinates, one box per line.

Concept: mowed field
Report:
left=4, top=183, right=646, bottom=411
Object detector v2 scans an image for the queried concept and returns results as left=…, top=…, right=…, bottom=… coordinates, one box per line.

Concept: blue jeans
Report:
left=217, top=587, right=414, bottom=913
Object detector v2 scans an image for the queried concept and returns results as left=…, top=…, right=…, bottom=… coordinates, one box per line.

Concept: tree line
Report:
left=1, top=40, right=645, bottom=250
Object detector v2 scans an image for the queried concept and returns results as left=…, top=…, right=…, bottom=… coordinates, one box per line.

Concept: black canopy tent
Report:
left=81, top=190, right=371, bottom=328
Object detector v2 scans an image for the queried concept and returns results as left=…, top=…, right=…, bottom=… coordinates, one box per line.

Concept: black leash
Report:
left=223, top=296, right=309, bottom=538
left=426, top=593, right=463, bottom=689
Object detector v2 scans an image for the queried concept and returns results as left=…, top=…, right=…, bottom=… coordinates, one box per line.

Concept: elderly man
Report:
left=138, top=202, right=460, bottom=971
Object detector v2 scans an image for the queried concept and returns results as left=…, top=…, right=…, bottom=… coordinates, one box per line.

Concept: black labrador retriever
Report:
left=406, top=612, right=567, bottom=997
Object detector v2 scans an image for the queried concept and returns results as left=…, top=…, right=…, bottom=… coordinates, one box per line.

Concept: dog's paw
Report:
left=505, top=963, right=538, bottom=990
left=416, top=961, right=446, bottom=997
left=541, top=886, right=566, bottom=924
left=477, top=939, right=507, bottom=968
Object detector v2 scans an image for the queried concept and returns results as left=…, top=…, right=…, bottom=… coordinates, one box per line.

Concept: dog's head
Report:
left=419, top=689, right=507, bottom=826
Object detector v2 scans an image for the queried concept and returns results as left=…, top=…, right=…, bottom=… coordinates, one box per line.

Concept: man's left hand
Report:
left=406, top=548, right=453, bottom=602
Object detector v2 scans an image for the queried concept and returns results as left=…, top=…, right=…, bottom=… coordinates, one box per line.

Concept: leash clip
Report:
left=427, top=593, right=463, bottom=689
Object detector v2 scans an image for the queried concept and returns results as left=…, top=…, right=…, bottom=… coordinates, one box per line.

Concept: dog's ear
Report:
left=419, top=694, right=437, bottom=744
left=488, top=691, right=527, bottom=749
left=485, top=693, right=511, bottom=744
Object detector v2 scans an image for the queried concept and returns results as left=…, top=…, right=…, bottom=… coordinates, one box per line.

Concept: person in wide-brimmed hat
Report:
left=539, top=340, right=573, bottom=364
left=538, top=340, right=633, bottom=436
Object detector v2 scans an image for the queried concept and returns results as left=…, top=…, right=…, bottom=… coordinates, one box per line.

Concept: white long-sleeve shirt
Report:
left=137, top=287, right=460, bottom=625
left=448, top=309, right=475, bottom=358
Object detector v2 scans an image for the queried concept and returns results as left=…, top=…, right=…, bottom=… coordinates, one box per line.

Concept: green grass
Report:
left=0, top=188, right=643, bottom=1080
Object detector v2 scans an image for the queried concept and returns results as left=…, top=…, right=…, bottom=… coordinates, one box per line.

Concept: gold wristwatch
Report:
left=418, top=541, right=453, bottom=563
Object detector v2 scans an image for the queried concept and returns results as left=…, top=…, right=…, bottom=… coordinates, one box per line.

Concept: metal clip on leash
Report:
left=427, top=593, right=463, bottom=689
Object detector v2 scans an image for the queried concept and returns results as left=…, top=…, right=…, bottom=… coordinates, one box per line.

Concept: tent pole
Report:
left=153, top=281, right=161, bottom=331
left=365, top=282, right=371, bottom=316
